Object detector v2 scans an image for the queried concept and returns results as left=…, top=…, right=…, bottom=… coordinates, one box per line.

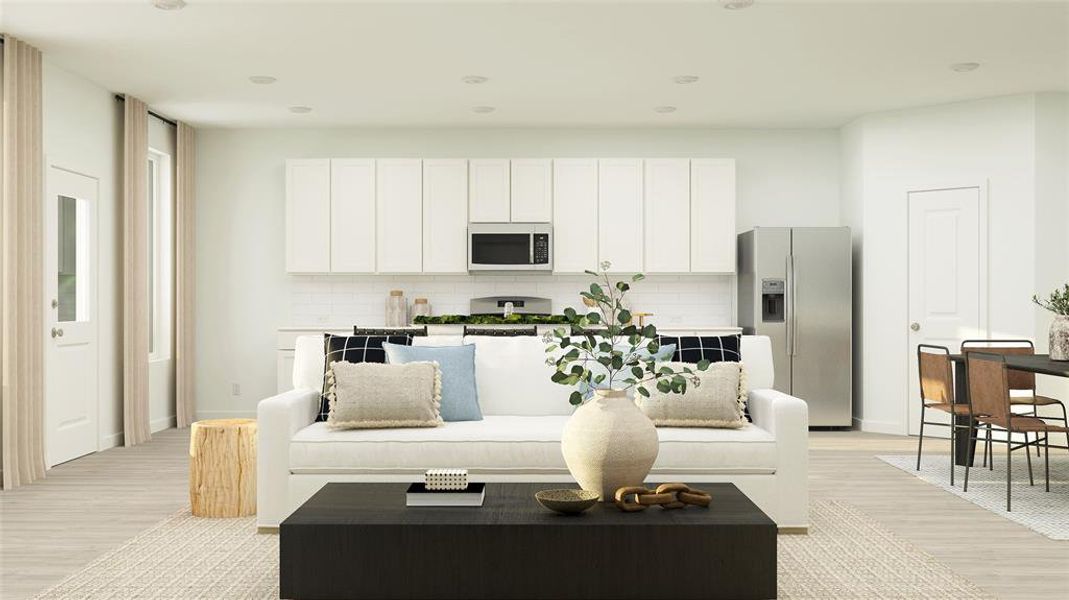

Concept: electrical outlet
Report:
left=231, top=383, right=241, bottom=396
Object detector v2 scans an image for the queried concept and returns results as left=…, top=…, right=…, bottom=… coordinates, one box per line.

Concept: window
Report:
left=148, top=148, right=173, bottom=361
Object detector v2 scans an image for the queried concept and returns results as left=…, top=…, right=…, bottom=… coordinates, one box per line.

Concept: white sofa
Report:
left=257, top=334, right=809, bottom=531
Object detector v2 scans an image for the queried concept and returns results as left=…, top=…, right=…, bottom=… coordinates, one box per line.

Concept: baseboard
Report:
left=101, top=431, right=123, bottom=450
left=151, top=415, right=177, bottom=433
left=778, top=526, right=808, bottom=535
left=195, top=410, right=257, bottom=420
left=853, top=417, right=905, bottom=436
left=257, top=526, right=279, bottom=535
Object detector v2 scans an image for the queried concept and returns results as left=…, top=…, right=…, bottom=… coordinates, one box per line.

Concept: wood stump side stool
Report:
left=189, top=419, right=257, bottom=517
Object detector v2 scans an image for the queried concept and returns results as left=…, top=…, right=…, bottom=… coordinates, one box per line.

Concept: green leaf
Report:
left=584, top=269, right=599, bottom=277
left=632, top=273, right=646, bottom=282
left=636, top=386, right=651, bottom=398
left=696, top=359, right=712, bottom=371
left=631, top=366, right=644, bottom=378
left=586, top=312, right=601, bottom=324
left=611, top=355, right=624, bottom=369
left=615, top=281, right=630, bottom=292
left=569, top=391, right=584, bottom=406
left=590, top=283, right=603, bottom=296
left=656, top=379, right=671, bottom=393
left=563, top=307, right=577, bottom=320
left=594, top=374, right=606, bottom=384
left=641, top=324, right=657, bottom=338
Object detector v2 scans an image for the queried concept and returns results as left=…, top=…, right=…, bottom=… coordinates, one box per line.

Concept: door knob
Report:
left=51, top=327, right=64, bottom=338
left=910, top=322, right=920, bottom=332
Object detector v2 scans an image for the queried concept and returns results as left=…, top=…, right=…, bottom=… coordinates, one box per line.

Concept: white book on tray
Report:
left=406, top=482, right=485, bottom=507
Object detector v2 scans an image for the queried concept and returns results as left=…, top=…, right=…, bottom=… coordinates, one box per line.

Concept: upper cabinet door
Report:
left=330, top=159, right=376, bottom=273
left=286, top=159, right=331, bottom=273
left=510, top=159, right=552, bottom=222
left=376, top=159, right=423, bottom=273
left=552, top=159, right=598, bottom=273
left=598, top=159, right=644, bottom=272
left=469, top=159, right=510, bottom=222
left=422, top=159, right=469, bottom=273
left=691, top=159, right=736, bottom=273
left=644, top=159, right=690, bottom=273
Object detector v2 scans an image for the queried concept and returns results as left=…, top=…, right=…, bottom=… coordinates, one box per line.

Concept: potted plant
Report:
left=1034, top=283, right=1069, bottom=361
left=545, top=263, right=710, bottom=499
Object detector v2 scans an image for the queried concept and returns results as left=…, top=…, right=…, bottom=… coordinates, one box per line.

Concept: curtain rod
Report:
left=114, top=94, right=178, bottom=128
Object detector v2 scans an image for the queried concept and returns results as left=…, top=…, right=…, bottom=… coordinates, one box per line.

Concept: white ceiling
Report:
left=2, top=0, right=1067, bottom=128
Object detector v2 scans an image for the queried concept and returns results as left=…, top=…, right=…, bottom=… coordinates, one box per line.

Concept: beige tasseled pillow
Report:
left=327, top=361, right=442, bottom=429
left=637, top=362, right=748, bottom=428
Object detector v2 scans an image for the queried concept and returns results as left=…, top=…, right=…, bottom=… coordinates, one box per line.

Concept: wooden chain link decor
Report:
left=613, top=483, right=712, bottom=512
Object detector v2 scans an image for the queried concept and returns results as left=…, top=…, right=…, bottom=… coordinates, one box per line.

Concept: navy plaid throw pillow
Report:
left=318, top=333, right=414, bottom=422
left=656, top=334, right=742, bottom=364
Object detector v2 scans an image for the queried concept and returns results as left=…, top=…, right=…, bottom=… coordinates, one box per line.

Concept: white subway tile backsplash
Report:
left=289, top=273, right=735, bottom=328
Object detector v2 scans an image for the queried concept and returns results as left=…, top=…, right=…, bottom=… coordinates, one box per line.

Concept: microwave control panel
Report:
left=533, top=234, right=550, bottom=264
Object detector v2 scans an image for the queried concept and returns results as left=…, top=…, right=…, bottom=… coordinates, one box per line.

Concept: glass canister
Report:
left=385, top=290, right=407, bottom=327
left=411, top=297, right=431, bottom=323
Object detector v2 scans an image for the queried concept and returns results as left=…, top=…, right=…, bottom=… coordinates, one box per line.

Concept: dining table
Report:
left=948, top=353, right=1069, bottom=466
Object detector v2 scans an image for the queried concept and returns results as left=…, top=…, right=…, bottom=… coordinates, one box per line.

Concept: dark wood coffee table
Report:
left=280, top=482, right=776, bottom=600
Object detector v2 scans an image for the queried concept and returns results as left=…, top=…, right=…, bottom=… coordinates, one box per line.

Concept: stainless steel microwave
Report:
left=468, top=223, right=553, bottom=272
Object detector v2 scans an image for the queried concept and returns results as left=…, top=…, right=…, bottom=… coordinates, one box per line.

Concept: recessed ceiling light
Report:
left=950, top=62, right=980, bottom=73
left=289, top=106, right=313, bottom=114
left=472, top=106, right=496, bottom=114
left=720, top=0, right=754, bottom=9
left=654, top=106, right=677, bottom=114
left=249, top=75, right=277, bottom=85
left=673, top=75, right=699, bottom=85
left=152, top=0, right=187, bottom=10
left=462, top=75, right=489, bottom=85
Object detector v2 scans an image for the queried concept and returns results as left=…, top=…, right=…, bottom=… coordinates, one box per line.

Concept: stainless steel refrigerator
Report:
left=737, top=227, right=853, bottom=427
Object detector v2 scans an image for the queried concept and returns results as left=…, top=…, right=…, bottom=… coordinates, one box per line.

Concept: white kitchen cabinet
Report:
left=468, top=159, right=510, bottom=222
left=644, top=159, right=690, bottom=273
left=330, top=159, right=376, bottom=273
left=552, top=159, right=599, bottom=273
left=691, top=159, right=737, bottom=273
left=285, top=159, right=331, bottom=272
left=422, top=159, right=469, bottom=273
left=376, top=159, right=423, bottom=273
left=598, top=159, right=644, bottom=272
left=510, top=159, right=552, bottom=222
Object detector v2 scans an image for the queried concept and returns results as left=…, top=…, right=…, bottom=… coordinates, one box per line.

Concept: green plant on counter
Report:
left=544, top=262, right=710, bottom=406
left=1034, top=283, right=1069, bottom=316
left=413, top=314, right=571, bottom=325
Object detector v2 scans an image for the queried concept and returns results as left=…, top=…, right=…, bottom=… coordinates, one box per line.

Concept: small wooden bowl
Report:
left=535, top=489, right=600, bottom=514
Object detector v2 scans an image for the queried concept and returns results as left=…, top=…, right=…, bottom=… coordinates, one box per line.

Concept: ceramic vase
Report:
left=1051, top=315, right=1069, bottom=361
left=560, top=389, right=659, bottom=501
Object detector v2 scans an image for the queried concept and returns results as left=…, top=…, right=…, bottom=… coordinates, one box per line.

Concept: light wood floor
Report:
left=2, top=429, right=1067, bottom=599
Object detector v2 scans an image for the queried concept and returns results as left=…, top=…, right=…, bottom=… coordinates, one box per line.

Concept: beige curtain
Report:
left=1, top=36, right=47, bottom=488
left=175, top=122, right=195, bottom=428
left=123, top=96, right=151, bottom=446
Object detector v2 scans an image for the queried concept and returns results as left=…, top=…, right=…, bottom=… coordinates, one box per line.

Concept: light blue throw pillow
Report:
left=383, top=343, right=482, bottom=422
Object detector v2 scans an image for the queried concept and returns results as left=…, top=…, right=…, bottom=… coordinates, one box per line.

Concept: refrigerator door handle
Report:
left=790, top=255, right=798, bottom=356
left=786, top=255, right=795, bottom=356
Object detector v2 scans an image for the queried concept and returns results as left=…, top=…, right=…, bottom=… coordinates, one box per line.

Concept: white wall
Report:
left=842, top=93, right=1068, bottom=434
left=194, top=127, right=842, bottom=417
left=42, top=60, right=123, bottom=448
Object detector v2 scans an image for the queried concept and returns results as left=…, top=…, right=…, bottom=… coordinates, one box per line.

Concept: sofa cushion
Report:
left=465, top=336, right=576, bottom=416
left=288, top=416, right=776, bottom=475
left=318, top=334, right=415, bottom=422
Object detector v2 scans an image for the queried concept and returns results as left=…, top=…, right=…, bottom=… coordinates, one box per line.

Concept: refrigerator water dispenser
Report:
left=761, top=279, right=785, bottom=322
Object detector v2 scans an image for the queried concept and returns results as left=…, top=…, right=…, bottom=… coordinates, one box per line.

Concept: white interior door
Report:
left=45, top=165, right=100, bottom=466
left=907, top=185, right=985, bottom=436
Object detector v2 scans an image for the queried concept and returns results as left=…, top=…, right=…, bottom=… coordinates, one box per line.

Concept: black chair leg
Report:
left=1006, top=439, right=1012, bottom=512
left=949, top=420, right=955, bottom=487
left=1045, top=434, right=1050, bottom=493
left=988, top=425, right=994, bottom=471
left=916, top=406, right=926, bottom=471
left=1025, top=432, right=1034, bottom=486
left=964, top=422, right=974, bottom=492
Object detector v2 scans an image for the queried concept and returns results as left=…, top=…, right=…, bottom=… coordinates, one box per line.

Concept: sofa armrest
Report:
left=748, top=388, right=809, bottom=531
left=257, top=388, right=318, bottom=529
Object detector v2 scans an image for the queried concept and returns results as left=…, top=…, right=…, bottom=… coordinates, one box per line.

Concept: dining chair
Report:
left=916, top=344, right=974, bottom=486
left=961, top=340, right=1069, bottom=461
left=964, top=352, right=1069, bottom=511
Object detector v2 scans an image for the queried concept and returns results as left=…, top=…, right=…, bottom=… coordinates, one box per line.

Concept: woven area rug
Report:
left=879, top=453, right=1069, bottom=540
left=33, top=500, right=991, bottom=600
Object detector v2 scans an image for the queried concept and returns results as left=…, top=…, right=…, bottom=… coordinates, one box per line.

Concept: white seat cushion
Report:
left=289, top=416, right=776, bottom=475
